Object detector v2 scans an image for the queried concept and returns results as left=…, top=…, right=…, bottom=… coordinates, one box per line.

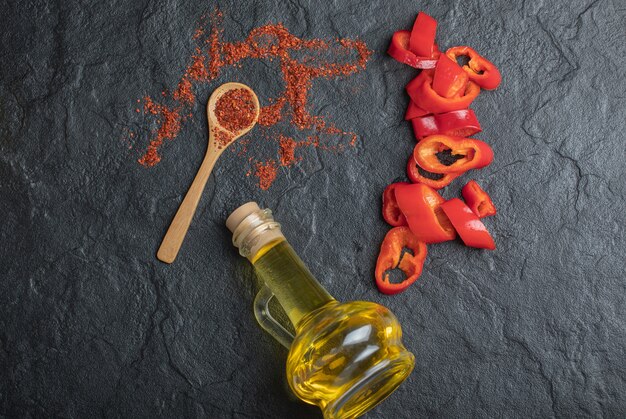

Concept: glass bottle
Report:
left=226, top=202, right=415, bottom=419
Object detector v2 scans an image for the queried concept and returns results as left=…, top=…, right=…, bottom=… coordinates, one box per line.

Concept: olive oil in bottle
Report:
left=227, top=202, right=415, bottom=419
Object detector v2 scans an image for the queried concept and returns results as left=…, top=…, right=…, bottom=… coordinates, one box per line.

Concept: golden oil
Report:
left=252, top=239, right=334, bottom=325
left=227, top=203, right=415, bottom=419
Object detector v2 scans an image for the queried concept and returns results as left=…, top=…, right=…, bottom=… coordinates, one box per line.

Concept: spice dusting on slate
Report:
left=248, top=134, right=302, bottom=188
left=214, top=88, right=256, bottom=134
left=279, top=135, right=298, bottom=166
left=255, top=160, right=278, bottom=190
left=138, top=97, right=182, bottom=167
left=130, top=9, right=372, bottom=190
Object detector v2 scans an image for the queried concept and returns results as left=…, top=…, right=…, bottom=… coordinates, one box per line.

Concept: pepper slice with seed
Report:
left=375, top=226, right=428, bottom=295
left=446, top=46, right=502, bottom=90
left=406, top=157, right=460, bottom=190
left=413, top=135, right=493, bottom=174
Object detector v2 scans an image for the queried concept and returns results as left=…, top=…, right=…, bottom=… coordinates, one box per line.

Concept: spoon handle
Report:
left=157, top=151, right=219, bottom=263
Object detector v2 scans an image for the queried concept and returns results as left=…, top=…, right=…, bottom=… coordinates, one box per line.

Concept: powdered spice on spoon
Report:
left=215, top=88, right=257, bottom=134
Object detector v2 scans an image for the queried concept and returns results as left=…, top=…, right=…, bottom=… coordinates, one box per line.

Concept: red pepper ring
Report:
left=446, top=46, right=501, bottom=90
left=441, top=198, right=496, bottom=250
left=388, top=30, right=440, bottom=69
left=432, top=54, right=469, bottom=98
left=406, top=157, right=460, bottom=190
left=405, top=69, right=433, bottom=102
left=394, top=183, right=456, bottom=244
left=409, top=11, right=437, bottom=57
left=408, top=71, right=481, bottom=114
left=413, top=135, right=493, bottom=174
left=461, top=180, right=497, bottom=218
left=411, top=109, right=482, bottom=140
left=405, top=100, right=429, bottom=120
left=375, top=226, right=428, bottom=295
left=382, top=182, right=410, bottom=226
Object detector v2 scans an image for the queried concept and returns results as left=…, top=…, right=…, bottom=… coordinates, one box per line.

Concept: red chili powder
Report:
left=138, top=97, right=182, bottom=167
left=258, top=97, right=286, bottom=126
left=255, top=160, right=278, bottom=190
left=173, top=77, right=194, bottom=105
left=130, top=8, right=372, bottom=189
left=278, top=135, right=298, bottom=166
left=214, top=128, right=234, bottom=149
left=214, top=88, right=256, bottom=133
left=207, top=10, right=224, bottom=80
left=188, top=50, right=209, bottom=80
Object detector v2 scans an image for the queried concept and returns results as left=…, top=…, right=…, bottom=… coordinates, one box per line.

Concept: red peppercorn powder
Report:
left=213, top=128, right=234, bottom=149
left=214, top=88, right=257, bottom=134
left=129, top=8, right=372, bottom=190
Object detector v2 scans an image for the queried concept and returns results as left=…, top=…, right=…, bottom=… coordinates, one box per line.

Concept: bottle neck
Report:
left=251, top=239, right=334, bottom=326
left=230, top=207, right=283, bottom=260
left=228, top=205, right=334, bottom=326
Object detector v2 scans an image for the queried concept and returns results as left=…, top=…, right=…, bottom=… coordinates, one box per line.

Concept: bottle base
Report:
left=322, top=351, right=415, bottom=419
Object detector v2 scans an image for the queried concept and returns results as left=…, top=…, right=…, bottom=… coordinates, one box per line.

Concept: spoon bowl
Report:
left=157, top=82, right=260, bottom=264
left=207, top=82, right=260, bottom=151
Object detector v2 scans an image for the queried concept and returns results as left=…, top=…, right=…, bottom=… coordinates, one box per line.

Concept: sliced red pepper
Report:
left=388, top=30, right=439, bottom=69
left=409, top=12, right=437, bottom=57
left=406, top=157, right=460, bottom=190
left=413, top=135, right=493, bottom=174
left=382, top=182, right=409, bottom=226
left=432, top=54, right=469, bottom=98
left=461, top=180, right=496, bottom=218
left=407, top=71, right=480, bottom=114
left=411, top=109, right=482, bottom=140
left=411, top=114, right=438, bottom=138
left=405, top=69, right=431, bottom=100
left=394, top=183, right=456, bottom=244
left=446, top=46, right=501, bottom=90
left=441, top=198, right=495, bottom=249
left=405, top=100, right=429, bottom=120
left=375, top=226, right=427, bottom=295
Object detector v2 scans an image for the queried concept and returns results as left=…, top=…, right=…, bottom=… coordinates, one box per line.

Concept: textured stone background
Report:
left=2, top=0, right=626, bottom=417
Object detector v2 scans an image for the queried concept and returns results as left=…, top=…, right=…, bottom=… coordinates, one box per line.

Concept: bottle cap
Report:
left=226, top=202, right=284, bottom=258
left=226, top=202, right=261, bottom=233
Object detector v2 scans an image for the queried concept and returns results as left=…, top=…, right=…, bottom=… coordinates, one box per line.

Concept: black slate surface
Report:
left=2, top=0, right=626, bottom=417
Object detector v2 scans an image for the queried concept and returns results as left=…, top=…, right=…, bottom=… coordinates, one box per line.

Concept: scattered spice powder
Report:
left=279, top=135, right=298, bottom=166
left=188, top=50, right=209, bottom=80
left=255, top=160, right=278, bottom=190
left=258, top=98, right=286, bottom=126
left=231, top=137, right=251, bottom=157
left=173, top=77, right=194, bottom=105
left=138, top=97, right=182, bottom=167
left=129, top=8, right=372, bottom=188
left=214, top=88, right=257, bottom=134
left=214, top=128, right=234, bottom=149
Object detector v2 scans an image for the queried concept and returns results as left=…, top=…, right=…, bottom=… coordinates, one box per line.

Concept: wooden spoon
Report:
left=157, top=82, right=260, bottom=263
